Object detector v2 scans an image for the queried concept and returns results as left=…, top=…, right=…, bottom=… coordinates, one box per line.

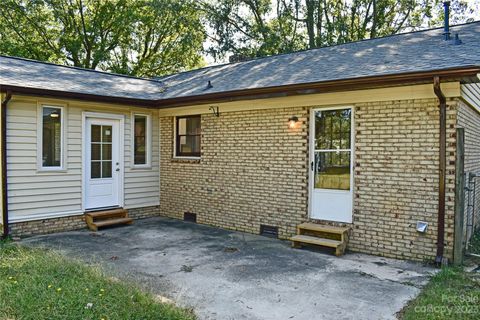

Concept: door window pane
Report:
left=102, top=161, right=112, bottom=178
left=134, top=115, right=147, bottom=165
left=176, top=115, right=201, bottom=157
left=102, top=126, right=112, bottom=142
left=91, top=125, right=101, bottom=142
left=102, top=144, right=112, bottom=160
left=42, top=106, right=62, bottom=167
left=314, top=151, right=351, bottom=190
left=91, top=144, right=101, bottom=160
left=90, top=124, right=113, bottom=179
left=91, top=161, right=101, bottom=179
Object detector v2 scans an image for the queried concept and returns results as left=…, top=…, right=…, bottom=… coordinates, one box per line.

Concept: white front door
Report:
left=84, top=117, right=121, bottom=210
left=310, top=107, right=353, bottom=223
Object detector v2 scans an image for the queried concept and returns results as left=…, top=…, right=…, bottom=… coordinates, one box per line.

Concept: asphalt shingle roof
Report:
left=0, top=57, right=165, bottom=100
left=1, top=21, right=479, bottom=102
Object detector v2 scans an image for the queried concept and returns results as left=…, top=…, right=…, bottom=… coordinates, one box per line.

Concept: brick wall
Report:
left=9, top=205, right=160, bottom=237
left=159, top=99, right=457, bottom=261
left=351, top=98, right=457, bottom=261
left=457, top=101, right=480, bottom=238
left=159, top=108, right=309, bottom=238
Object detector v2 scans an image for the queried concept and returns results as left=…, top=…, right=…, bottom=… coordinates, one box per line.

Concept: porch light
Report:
left=288, top=116, right=299, bottom=128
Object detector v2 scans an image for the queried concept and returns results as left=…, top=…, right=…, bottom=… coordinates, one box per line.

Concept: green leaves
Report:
left=0, top=0, right=205, bottom=77
left=201, top=0, right=478, bottom=62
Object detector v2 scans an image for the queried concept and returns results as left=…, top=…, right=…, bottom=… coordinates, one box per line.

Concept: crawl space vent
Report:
left=184, top=212, right=197, bottom=223
left=260, top=225, right=278, bottom=238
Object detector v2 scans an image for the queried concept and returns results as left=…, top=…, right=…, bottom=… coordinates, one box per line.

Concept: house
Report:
left=1, top=20, right=479, bottom=263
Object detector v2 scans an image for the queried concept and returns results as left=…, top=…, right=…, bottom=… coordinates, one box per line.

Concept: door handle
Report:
left=311, top=161, right=314, bottom=171
left=116, top=168, right=120, bottom=172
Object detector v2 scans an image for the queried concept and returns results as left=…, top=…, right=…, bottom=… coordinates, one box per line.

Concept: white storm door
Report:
left=310, top=107, right=353, bottom=223
left=84, top=118, right=121, bottom=210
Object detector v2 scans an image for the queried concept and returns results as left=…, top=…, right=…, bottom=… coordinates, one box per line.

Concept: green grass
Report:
left=400, top=267, right=480, bottom=320
left=0, top=241, right=195, bottom=320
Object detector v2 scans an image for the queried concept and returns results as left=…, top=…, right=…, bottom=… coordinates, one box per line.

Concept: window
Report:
left=175, top=115, right=201, bottom=157
left=133, top=114, right=151, bottom=166
left=91, top=125, right=112, bottom=179
left=40, top=105, right=63, bottom=169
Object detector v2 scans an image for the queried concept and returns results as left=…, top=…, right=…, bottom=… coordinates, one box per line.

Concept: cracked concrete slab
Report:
left=22, top=217, right=435, bottom=320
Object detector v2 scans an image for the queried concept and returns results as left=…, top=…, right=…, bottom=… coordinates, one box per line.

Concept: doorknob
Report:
left=116, top=168, right=120, bottom=172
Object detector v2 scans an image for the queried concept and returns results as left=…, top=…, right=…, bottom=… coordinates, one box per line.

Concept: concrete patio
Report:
left=22, top=217, right=435, bottom=320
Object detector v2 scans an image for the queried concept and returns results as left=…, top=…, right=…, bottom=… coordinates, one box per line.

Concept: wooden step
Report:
left=84, top=208, right=132, bottom=231
left=290, top=235, right=342, bottom=248
left=87, top=217, right=133, bottom=232
left=297, top=223, right=349, bottom=235
left=85, top=208, right=128, bottom=220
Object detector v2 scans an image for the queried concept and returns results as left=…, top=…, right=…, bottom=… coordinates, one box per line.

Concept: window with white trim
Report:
left=133, top=113, right=151, bottom=166
left=40, top=105, right=63, bottom=169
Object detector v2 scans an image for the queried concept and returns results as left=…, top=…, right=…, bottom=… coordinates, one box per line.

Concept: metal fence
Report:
left=465, top=172, right=479, bottom=252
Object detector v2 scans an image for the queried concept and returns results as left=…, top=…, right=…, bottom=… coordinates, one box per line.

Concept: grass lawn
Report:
left=0, top=240, right=195, bottom=320
left=400, top=230, right=480, bottom=320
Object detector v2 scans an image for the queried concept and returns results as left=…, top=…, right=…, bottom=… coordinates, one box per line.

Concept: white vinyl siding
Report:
left=461, top=83, right=480, bottom=113
left=6, top=97, right=159, bottom=222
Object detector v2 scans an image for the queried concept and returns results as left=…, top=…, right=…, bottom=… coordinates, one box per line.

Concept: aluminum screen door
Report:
left=310, top=107, right=353, bottom=223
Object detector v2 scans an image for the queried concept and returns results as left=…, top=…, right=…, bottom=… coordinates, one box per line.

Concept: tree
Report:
left=202, top=0, right=477, bottom=61
left=200, top=0, right=306, bottom=61
left=0, top=0, right=206, bottom=77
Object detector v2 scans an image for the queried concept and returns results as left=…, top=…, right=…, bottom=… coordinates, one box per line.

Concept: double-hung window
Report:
left=39, top=105, right=64, bottom=170
left=175, top=115, right=201, bottom=157
left=132, top=113, right=151, bottom=167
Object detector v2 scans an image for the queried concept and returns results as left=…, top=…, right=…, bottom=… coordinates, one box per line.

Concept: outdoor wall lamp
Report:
left=288, top=116, right=299, bottom=128
left=209, top=106, right=219, bottom=117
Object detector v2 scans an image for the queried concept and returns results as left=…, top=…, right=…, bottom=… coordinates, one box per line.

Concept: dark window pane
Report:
left=91, top=125, right=101, bottom=142
left=314, top=151, right=351, bottom=190
left=187, top=117, right=201, bottom=135
left=134, top=115, right=147, bottom=165
left=102, top=126, right=112, bottom=143
left=176, top=115, right=201, bottom=157
left=91, top=143, right=101, bottom=161
left=91, top=161, right=101, bottom=179
left=134, top=137, right=146, bottom=164
left=102, top=143, right=112, bottom=160
left=42, top=107, right=62, bottom=167
left=102, top=161, right=112, bottom=178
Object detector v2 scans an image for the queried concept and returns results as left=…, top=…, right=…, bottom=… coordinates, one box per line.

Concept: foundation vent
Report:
left=260, top=225, right=278, bottom=238
left=184, top=212, right=197, bottom=223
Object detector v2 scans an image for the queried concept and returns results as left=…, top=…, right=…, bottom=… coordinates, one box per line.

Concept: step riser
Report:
left=301, top=230, right=342, bottom=241
left=88, top=212, right=128, bottom=221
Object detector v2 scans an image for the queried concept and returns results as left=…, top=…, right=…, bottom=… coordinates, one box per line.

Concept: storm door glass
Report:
left=314, top=109, right=351, bottom=190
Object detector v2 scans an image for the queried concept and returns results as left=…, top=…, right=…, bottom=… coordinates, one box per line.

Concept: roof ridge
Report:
left=160, top=20, right=480, bottom=79
left=0, top=54, right=164, bottom=84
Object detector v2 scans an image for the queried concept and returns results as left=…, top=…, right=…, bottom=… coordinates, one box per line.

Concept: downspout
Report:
left=433, top=77, right=446, bottom=264
left=1, top=91, right=12, bottom=239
